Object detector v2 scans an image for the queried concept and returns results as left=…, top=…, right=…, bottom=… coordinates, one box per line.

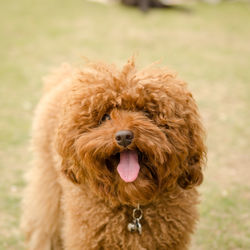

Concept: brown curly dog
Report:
left=21, top=58, right=206, bottom=250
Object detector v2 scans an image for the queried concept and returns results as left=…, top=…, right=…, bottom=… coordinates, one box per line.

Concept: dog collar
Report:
left=127, top=204, right=143, bottom=235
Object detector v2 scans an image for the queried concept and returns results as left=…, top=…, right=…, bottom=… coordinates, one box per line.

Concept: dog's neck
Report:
left=80, top=182, right=187, bottom=209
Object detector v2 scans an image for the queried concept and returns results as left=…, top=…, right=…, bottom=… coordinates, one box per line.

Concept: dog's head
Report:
left=57, top=59, right=206, bottom=206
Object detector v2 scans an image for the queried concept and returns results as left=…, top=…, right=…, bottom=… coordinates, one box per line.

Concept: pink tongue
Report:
left=117, top=151, right=140, bottom=183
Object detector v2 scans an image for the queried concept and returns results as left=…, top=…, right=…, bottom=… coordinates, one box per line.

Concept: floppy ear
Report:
left=177, top=116, right=206, bottom=189
left=176, top=97, right=207, bottom=189
left=177, top=154, right=204, bottom=189
left=56, top=124, right=86, bottom=184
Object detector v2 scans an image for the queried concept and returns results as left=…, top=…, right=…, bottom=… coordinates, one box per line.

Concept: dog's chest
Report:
left=76, top=200, right=196, bottom=249
left=62, top=184, right=198, bottom=249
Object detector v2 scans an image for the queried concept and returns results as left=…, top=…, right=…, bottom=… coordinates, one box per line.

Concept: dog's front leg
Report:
left=21, top=160, right=63, bottom=250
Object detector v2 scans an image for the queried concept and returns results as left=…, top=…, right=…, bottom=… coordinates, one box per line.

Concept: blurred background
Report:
left=0, top=0, right=249, bottom=249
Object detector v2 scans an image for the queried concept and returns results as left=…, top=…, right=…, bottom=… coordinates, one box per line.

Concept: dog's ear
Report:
left=56, top=126, right=85, bottom=184
left=177, top=154, right=204, bottom=189
left=177, top=103, right=206, bottom=189
left=177, top=118, right=206, bottom=189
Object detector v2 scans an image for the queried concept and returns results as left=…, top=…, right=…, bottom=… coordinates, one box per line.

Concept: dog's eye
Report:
left=101, top=114, right=111, bottom=123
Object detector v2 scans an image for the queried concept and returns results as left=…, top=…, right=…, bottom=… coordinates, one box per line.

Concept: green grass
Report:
left=0, top=0, right=250, bottom=249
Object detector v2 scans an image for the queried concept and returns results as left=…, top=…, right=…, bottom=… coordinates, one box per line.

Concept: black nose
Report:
left=115, top=130, right=134, bottom=147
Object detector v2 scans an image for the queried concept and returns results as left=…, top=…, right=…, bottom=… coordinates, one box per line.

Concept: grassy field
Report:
left=0, top=0, right=250, bottom=249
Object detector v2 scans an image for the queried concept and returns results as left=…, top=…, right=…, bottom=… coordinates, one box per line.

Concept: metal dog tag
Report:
left=128, top=220, right=137, bottom=232
left=127, top=205, right=143, bottom=235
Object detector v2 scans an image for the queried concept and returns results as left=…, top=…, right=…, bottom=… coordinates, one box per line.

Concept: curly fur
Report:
left=21, top=58, right=206, bottom=250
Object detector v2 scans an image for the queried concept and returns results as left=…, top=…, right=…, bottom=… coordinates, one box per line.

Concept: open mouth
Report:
left=105, top=149, right=158, bottom=184
left=106, top=150, right=143, bottom=183
left=117, top=150, right=140, bottom=183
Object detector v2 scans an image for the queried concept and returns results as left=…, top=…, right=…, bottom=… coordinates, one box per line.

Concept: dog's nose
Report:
left=115, top=130, right=134, bottom=147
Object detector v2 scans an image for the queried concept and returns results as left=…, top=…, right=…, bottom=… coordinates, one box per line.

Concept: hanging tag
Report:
left=127, top=205, right=143, bottom=235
